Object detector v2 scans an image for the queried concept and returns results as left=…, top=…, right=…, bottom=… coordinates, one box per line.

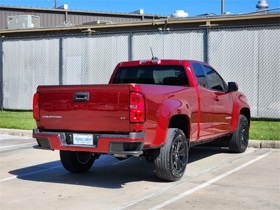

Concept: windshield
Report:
left=112, top=65, right=189, bottom=86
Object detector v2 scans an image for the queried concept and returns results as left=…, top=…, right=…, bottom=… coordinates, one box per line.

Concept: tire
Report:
left=229, top=115, right=249, bottom=153
left=154, top=128, right=189, bottom=181
left=60, top=151, right=95, bottom=173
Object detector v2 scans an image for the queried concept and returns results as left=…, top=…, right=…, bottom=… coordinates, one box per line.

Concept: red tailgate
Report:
left=36, top=84, right=130, bottom=133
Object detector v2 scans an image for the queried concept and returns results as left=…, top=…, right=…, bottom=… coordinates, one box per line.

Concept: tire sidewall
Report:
left=238, top=115, right=249, bottom=152
left=229, top=115, right=249, bottom=153
left=169, top=130, right=188, bottom=178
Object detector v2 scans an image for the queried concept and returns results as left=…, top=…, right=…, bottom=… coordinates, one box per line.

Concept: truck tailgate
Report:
left=36, top=84, right=130, bottom=133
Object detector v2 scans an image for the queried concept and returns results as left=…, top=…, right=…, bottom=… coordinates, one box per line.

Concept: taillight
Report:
left=130, top=92, right=145, bottom=123
left=33, top=93, right=40, bottom=121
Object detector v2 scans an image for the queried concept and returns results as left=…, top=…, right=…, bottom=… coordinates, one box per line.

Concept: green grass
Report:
left=0, top=111, right=36, bottom=130
left=250, top=120, right=280, bottom=140
left=0, top=111, right=279, bottom=140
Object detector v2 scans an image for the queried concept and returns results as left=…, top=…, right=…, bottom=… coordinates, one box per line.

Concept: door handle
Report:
left=214, top=95, right=220, bottom=101
left=73, top=92, right=90, bottom=102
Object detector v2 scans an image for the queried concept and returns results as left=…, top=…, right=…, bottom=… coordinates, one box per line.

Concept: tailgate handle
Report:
left=73, top=92, right=90, bottom=102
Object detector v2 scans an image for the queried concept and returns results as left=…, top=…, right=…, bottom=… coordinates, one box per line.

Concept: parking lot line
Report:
left=149, top=150, right=273, bottom=210
left=0, top=142, right=34, bottom=149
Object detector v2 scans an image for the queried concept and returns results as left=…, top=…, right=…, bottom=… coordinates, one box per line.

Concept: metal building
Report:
left=0, top=5, right=167, bottom=30
left=0, top=8, right=279, bottom=38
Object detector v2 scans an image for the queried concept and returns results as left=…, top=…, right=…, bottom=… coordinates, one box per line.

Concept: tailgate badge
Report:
left=42, top=115, right=62, bottom=119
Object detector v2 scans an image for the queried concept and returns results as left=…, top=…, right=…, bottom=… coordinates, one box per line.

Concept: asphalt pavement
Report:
left=1, top=135, right=279, bottom=210
left=0, top=128, right=279, bottom=149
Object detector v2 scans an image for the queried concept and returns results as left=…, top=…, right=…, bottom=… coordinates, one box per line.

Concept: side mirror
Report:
left=228, top=82, right=238, bottom=92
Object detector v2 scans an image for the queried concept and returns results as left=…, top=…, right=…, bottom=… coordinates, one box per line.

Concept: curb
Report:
left=248, top=140, right=280, bottom=149
left=0, top=128, right=279, bottom=149
left=0, top=128, right=32, bottom=137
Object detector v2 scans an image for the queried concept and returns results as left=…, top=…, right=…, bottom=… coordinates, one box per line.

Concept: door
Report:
left=203, top=66, right=233, bottom=135
left=191, top=63, right=214, bottom=141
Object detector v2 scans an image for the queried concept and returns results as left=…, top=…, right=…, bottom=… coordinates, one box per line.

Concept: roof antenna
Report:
left=150, top=47, right=158, bottom=60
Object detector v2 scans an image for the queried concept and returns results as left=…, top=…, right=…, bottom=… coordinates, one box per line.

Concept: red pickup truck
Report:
left=32, top=58, right=250, bottom=181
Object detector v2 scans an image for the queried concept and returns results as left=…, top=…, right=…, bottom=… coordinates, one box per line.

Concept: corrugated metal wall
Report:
left=2, top=37, right=59, bottom=109
left=0, top=25, right=279, bottom=118
left=131, top=30, right=205, bottom=60
left=0, top=7, right=153, bottom=29
left=208, top=27, right=280, bottom=118
left=62, top=34, right=129, bottom=84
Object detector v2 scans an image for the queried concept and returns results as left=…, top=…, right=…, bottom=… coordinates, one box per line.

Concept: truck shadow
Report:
left=9, top=146, right=230, bottom=189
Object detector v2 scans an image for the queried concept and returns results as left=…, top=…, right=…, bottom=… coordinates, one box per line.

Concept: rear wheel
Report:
left=60, top=151, right=95, bottom=173
left=154, top=128, right=189, bottom=181
left=229, top=115, right=249, bottom=153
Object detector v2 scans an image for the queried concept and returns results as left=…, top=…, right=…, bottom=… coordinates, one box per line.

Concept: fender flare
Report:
left=152, top=98, right=191, bottom=147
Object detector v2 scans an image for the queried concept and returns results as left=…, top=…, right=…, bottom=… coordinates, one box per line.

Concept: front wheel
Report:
left=154, top=128, right=189, bottom=181
left=60, top=151, right=95, bottom=173
left=229, top=115, right=249, bottom=153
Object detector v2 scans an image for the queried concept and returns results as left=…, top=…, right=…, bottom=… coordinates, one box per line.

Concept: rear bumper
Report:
left=33, top=129, right=145, bottom=156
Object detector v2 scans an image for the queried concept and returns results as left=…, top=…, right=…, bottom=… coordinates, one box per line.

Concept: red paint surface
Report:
left=33, top=59, right=250, bottom=153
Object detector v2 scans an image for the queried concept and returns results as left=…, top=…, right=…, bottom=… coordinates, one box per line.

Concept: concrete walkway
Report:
left=0, top=128, right=279, bottom=149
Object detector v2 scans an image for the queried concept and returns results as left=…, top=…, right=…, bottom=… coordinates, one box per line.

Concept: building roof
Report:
left=0, top=5, right=166, bottom=18
left=0, top=5, right=168, bottom=31
left=0, top=5, right=279, bottom=37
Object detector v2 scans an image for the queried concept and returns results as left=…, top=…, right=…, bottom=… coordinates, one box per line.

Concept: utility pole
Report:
left=54, top=0, right=57, bottom=9
left=221, top=0, right=224, bottom=14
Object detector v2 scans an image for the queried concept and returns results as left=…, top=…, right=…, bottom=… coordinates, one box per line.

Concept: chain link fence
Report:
left=2, top=37, right=59, bottom=109
left=0, top=25, right=279, bottom=118
left=63, top=34, right=129, bottom=85
left=208, top=26, right=280, bottom=118
left=131, top=30, right=205, bottom=60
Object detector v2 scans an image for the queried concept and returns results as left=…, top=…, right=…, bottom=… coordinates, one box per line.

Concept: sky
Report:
left=0, top=0, right=279, bottom=16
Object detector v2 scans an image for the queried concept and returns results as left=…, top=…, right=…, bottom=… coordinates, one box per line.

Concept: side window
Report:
left=203, top=66, right=226, bottom=92
left=192, top=63, right=208, bottom=88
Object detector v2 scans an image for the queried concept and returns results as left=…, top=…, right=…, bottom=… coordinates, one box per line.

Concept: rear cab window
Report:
left=112, top=65, right=189, bottom=86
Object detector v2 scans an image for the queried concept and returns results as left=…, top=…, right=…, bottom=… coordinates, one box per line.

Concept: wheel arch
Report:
left=240, top=108, right=251, bottom=127
left=168, top=114, right=190, bottom=143
left=231, top=106, right=251, bottom=131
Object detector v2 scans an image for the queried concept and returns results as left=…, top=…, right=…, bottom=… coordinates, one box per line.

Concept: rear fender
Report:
left=150, top=98, right=191, bottom=147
